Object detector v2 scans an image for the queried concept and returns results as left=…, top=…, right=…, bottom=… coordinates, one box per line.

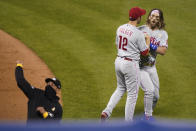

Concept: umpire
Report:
left=15, top=61, right=63, bottom=122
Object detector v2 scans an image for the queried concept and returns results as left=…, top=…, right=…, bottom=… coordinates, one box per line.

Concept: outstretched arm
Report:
left=15, top=61, right=34, bottom=99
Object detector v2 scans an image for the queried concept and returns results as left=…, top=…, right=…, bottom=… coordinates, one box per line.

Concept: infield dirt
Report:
left=0, top=30, right=62, bottom=120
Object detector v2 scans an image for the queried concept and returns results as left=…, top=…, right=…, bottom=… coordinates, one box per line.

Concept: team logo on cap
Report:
left=52, top=78, right=56, bottom=81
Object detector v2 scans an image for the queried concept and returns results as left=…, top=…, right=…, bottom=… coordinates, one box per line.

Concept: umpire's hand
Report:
left=36, top=107, right=46, bottom=114
left=16, top=60, right=23, bottom=67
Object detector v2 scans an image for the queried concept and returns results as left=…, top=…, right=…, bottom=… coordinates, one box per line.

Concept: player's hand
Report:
left=36, top=106, right=46, bottom=114
left=144, top=33, right=150, bottom=47
left=150, top=43, right=158, bottom=51
left=144, top=33, right=150, bottom=40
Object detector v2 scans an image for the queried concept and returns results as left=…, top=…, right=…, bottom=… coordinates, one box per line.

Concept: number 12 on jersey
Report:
left=118, top=36, right=127, bottom=51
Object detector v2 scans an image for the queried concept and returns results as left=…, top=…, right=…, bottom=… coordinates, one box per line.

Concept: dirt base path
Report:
left=0, top=30, right=61, bottom=121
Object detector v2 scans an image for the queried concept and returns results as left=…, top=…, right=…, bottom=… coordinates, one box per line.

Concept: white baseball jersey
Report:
left=138, top=25, right=168, bottom=117
left=138, top=25, right=168, bottom=67
left=102, top=23, right=149, bottom=121
left=116, top=24, right=148, bottom=61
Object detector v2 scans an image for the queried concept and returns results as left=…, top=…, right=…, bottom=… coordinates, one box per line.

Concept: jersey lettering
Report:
left=150, top=37, right=160, bottom=46
left=119, top=28, right=133, bottom=37
left=119, top=36, right=128, bottom=51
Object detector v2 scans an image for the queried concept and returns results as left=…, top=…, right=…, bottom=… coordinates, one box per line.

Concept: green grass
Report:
left=0, top=0, right=195, bottom=120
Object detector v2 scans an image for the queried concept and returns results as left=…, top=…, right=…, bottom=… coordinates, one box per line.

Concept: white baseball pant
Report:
left=140, top=65, right=160, bottom=116
left=102, top=57, right=140, bottom=121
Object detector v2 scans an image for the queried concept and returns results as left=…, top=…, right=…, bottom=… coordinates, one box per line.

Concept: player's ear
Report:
left=137, top=17, right=141, bottom=24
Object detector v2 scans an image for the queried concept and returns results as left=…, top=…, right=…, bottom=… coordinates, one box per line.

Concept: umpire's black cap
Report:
left=45, top=77, right=61, bottom=89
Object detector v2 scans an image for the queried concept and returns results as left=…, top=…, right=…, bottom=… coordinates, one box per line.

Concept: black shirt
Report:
left=15, top=66, right=63, bottom=122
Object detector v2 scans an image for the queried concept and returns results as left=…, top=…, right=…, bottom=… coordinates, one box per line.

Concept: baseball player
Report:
left=15, top=61, right=63, bottom=122
left=101, top=7, right=150, bottom=122
left=138, top=9, right=168, bottom=120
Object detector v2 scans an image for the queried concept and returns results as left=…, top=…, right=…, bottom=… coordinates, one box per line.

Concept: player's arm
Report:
left=150, top=44, right=167, bottom=55
left=140, top=33, right=150, bottom=56
left=156, top=46, right=167, bottom=55
left=144, top=33, right=150, bottom=48
left=15, top=61, right=34, bottom=99
left=151, top=32, right=168, bottom=55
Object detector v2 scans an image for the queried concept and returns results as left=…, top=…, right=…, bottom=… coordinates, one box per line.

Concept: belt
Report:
left=117, top=56, right=132, bottom=61
left=124, top=57, right=132, bottom=61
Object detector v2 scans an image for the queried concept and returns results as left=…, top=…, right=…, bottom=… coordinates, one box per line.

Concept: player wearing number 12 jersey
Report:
left=100, top=7, right=150, bottom=122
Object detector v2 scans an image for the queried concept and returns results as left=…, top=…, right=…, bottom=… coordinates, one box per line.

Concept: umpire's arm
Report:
left=15, top=62, right=34, bottom=99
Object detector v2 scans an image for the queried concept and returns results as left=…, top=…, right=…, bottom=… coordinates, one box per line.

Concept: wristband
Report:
left=150, top=43, right=158, bottom=51
left=16, top=63, right=23, bottom=68
left=43, top=112, right=48, bottom=118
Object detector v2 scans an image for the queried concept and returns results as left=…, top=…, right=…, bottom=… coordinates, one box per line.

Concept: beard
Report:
left=149, top=20, right=160, bottom=29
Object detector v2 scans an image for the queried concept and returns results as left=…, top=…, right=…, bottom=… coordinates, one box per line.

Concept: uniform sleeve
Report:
left=15, top=66, right=34, bottom=99
left=115, top=28, right=119, bottom=47
left=159, top=31, right=168, bottom=48
left=137, top=32, right=149, bottom=56
left=116, top=34, right=118, bottom=47
left=54, top=105, right=63, bottom=120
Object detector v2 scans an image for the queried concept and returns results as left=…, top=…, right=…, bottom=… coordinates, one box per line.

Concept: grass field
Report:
left=0, top=0, right=195, bottom=120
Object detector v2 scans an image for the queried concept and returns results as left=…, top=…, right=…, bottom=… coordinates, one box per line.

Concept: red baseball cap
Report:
left=129, top=7, right=146, bottom=20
